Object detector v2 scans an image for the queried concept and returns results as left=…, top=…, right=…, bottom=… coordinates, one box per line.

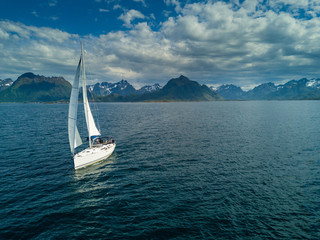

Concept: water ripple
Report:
left=0, top=102, right=320, bottom=239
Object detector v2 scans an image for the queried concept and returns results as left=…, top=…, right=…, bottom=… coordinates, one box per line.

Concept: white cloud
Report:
left=164, top=0, right=182, bottom=12
left=158, top=1, right=320, bottom=85
left=50, top=16, right=59, bottom=21
left=2, top=1, right=320, bottom=87
left=99, top=8, right=110, bottom=12
left=242, top=0, right=259, bottom=12
left=269, top=0, right=309, bottom=9
left=90, top=22, right=177, bottom=83
left=113, top=4, right=122, bottom=10
left=118, top=9, right=145, bottom=28
left=134, top=0, right=147, bottom=7
left=32, top=11, right=38, bottom=17
left=0, top=29, right=9, bottom=40
left=48, top=0, right=58, bottom=7
left=0, top=21, right=79, bottom=80
left=0, top=21, right=31, bottom=39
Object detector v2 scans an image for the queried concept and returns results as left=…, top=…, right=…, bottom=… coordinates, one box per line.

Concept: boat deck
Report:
left=74, top=143, right=116, bottom=169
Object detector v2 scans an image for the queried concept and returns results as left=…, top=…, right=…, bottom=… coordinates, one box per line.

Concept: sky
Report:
left=1, top=0, right=320, bottom=89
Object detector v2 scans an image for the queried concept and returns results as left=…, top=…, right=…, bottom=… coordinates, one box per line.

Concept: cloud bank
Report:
left=1, top=0, right=320, bottom=88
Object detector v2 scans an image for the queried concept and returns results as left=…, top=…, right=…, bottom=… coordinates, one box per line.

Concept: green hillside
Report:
left=0, top=72, right=71, bottom=102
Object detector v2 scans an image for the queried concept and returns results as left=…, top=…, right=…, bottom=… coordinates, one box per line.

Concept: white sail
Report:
left=74, top=126, right=82, bottom=148
left=68, top=58, right=83, bottom=154
left=81, top=43, right=101, bottom=147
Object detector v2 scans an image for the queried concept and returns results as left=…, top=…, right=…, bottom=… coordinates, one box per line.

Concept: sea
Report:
left=0, top=101, right=320, bottom=239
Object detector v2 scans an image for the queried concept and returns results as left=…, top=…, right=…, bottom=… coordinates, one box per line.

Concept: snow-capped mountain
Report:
left=91, top=80, right=136, bottom=96
left=215, top=78, right=320, bottom=100
left=89, top=80, right=162, bottom=96
left=305, top=79, right=320, bottom=88
left=137, top=84, right=162, bottom=94
left=0, top=78, right=13, bottom=91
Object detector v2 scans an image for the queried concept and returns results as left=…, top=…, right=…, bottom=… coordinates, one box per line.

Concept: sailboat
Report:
left=68, top=42, right=116, bottom=169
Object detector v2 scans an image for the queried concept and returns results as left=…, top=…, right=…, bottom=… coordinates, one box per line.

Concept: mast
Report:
left=81, top=42, right=92, bottom=148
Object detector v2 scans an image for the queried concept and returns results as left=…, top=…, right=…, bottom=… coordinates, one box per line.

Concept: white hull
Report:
left=74, top=143, right=116, bottom=169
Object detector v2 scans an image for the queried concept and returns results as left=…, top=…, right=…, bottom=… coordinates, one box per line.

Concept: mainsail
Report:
left=68, top=58, right=83, bottom=154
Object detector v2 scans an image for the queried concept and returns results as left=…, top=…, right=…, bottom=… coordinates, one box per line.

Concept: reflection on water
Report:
left=73, top=154, right=117, bottom=181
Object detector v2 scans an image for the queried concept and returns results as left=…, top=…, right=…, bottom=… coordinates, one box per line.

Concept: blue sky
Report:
left=0, top=0, right=171, bottom=35
left=1, top=0, right=320, bottom=89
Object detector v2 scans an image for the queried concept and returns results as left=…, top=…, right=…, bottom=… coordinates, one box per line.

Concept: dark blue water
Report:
left=1, top=101, right=320, bottom=239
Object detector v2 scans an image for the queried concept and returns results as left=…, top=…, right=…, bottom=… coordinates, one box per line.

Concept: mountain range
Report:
left=2, top=72, right=320, bottom=102
left=0, top=73, right=220, bottom=102
left=94, top=75, right=222, bottom=102
left=215, top=78, right=320, bottom=100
